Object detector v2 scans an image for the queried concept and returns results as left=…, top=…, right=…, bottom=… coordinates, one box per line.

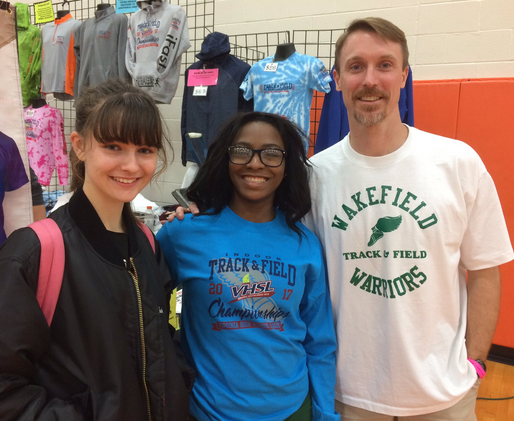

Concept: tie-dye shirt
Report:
left=240, top=52, right=331, bottom=151
left=24, top=105, right=68, bottom=186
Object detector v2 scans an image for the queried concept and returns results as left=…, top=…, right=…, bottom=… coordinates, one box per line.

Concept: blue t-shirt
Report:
left=240, top=52, right=331, bottom=152
left=0, top=132, right=29, bottom=245
left=157, top=207, right=338, bottom=421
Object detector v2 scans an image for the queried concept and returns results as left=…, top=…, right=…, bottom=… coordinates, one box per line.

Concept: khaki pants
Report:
left=336, top=379, right=481, bottom=421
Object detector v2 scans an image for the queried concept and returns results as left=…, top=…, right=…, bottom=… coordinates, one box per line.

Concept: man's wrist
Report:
left=468, top=358, right=487, bottom=379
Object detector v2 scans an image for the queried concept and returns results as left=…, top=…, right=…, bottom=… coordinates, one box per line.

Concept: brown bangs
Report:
left=91, top=93, right=164, bottom=149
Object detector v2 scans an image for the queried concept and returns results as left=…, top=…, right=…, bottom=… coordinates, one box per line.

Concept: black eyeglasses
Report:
left=228, top=146, right=286, bottom=167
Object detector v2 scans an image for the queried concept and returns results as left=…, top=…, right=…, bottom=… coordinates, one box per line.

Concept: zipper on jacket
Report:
left=126, top=257, right=152, bottom=421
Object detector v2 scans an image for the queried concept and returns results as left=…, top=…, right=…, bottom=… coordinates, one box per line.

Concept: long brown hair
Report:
left=70, top=79, right=171, bottom=192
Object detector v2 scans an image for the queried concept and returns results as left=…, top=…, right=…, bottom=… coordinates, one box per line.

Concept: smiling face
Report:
left=228, top=122, right=286, bottom=221
left=334, top=30, right=408, bottom=128
left=71, top=133, right=157, bottom=211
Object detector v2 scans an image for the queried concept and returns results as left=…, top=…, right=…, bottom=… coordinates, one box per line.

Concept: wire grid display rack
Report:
left=28, top=0, right=214, bottom=193
left=224, top=29, right=342, bottom=156
left=25, top=0, right=344, bottom=192
left=228, top=31, right=290, bottom=65
left=292, top=28, right=344, bottom=156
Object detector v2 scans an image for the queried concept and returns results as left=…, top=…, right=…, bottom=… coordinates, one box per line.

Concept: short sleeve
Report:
left=460, top=170, right=514, bottom=269
left=239, top=68, right=254, bottom=101
left=311, top=58, right=331, bottom=94
left=1, top=133, right=29, bottom=192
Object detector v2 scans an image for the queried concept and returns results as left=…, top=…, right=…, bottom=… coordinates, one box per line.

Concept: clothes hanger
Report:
left=56, top=9, right=70, bottom=18
left=56, top=0, right=71, bottom=18
left=0, top=1, right=11, bottom=12
left=274, top=43, right=296, bottom=62
left=96, top=3, right=111, bottom=11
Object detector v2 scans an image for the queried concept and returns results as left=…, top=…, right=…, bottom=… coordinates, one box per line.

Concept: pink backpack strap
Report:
left=28, top=219, right=65, bottom=326
left=138, top=223, right=155, bottom=253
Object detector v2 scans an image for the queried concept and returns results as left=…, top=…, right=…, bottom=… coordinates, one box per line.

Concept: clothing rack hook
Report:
left=0, top=1, right=11, bottom=12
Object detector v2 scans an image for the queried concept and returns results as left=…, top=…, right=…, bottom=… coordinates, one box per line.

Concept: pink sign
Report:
left=187, top=69, right=219, bottom=86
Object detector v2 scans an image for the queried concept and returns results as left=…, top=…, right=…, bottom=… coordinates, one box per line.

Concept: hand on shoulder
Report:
left=165, top=203, right=199, bottom=223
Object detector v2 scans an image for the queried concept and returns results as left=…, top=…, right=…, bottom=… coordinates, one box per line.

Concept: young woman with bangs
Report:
left=0, top=80, right=190, bottom=421
left=157, top=112, right=339, bottom=421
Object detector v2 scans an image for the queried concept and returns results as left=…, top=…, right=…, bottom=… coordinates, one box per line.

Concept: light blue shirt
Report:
left=240, top=52, right=331, bottom=152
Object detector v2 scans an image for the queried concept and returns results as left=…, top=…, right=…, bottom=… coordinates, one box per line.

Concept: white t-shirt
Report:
left=305, top=126, right=514, bottom=416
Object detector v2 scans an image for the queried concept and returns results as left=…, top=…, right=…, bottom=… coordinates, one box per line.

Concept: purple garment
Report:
left=0, top=131, right=29, bottom=245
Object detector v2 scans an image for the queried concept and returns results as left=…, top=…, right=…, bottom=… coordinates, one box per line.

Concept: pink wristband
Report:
left=468, top=358, right=486, bottom=379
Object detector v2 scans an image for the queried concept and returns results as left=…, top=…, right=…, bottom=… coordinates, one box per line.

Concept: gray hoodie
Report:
left=73, top=6, right=131, bottom=98
left=126, top=0, right=190, bottom=104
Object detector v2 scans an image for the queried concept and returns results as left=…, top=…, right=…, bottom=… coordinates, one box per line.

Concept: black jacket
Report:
left=0, top=188, right=189, bottom=420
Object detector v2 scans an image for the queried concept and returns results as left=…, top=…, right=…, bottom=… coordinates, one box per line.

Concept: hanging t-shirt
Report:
left=240, top=52, right=331, bottom=152
left=24, top=105, right=68, bottom=186
left=41, top=14, right=81, bottom=100
left=0, top=132, right=29, bottom=246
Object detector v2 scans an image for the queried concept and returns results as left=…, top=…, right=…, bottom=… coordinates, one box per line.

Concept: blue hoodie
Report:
left=181, top=32, right=253, bottom=166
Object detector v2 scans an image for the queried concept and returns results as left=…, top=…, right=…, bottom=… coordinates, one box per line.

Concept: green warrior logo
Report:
left=331, top=185, right=438, bottom=232
left=368, top=215, right=402, bottom=246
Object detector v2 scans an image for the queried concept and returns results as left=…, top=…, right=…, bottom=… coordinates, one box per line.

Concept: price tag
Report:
left=26, top=109, right=35, bottom=116
left=34, top=0, right=55, bottom=24
left=193, top=86, right=208, bottom=96
left=45, top=93, right=55, bottom=101
left=264, top=62, right=278, bottom=72
left=188, top=69, right=219, bottom=86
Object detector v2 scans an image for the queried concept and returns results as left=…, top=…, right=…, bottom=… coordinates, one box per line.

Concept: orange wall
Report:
left=413, top=78, right=514, bottom=348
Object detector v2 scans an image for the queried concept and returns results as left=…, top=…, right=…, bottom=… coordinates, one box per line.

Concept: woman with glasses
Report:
left=157, top=112, right=339, bottom=421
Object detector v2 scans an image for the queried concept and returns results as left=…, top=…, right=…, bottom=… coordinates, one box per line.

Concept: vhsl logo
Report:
left=141, top=27, right=153, bottom=38
left=229, top=275, right=275, bottom=303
